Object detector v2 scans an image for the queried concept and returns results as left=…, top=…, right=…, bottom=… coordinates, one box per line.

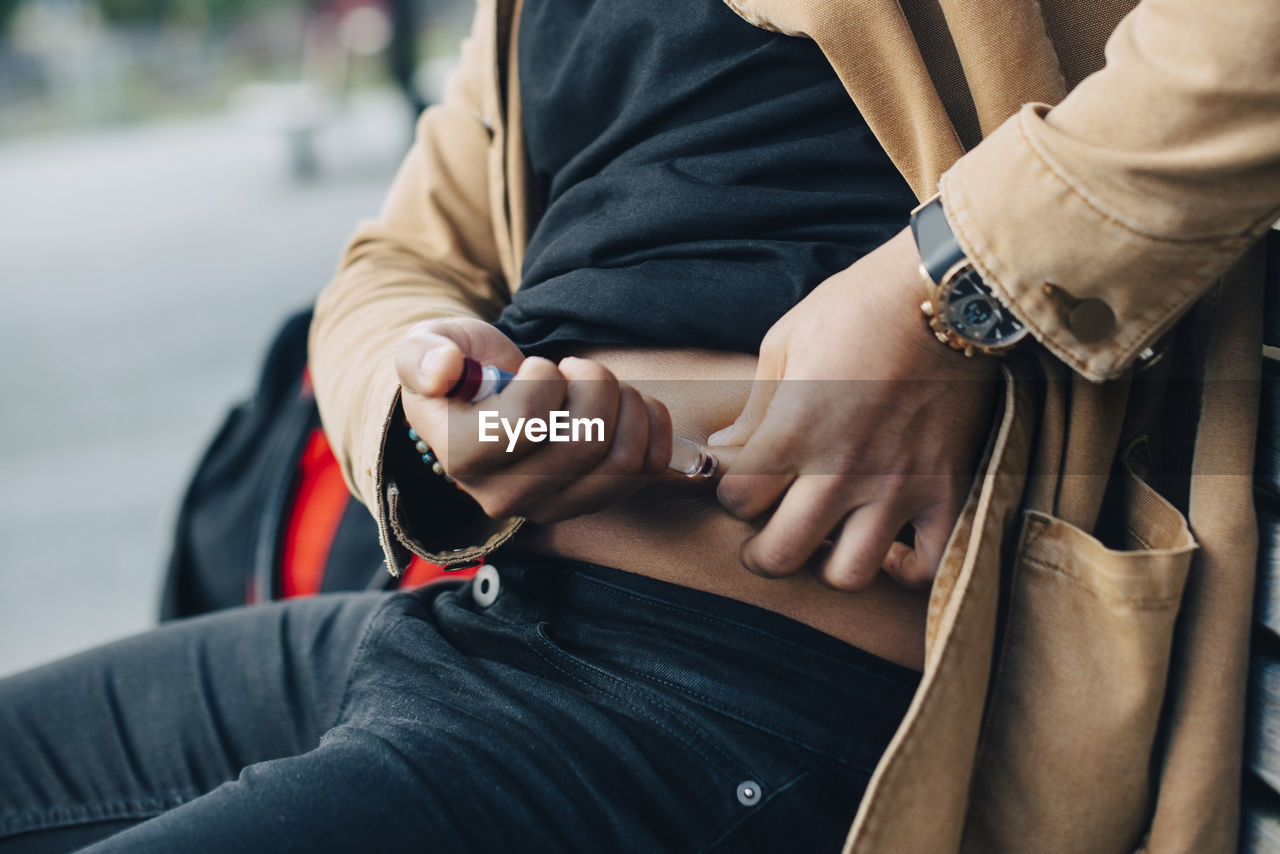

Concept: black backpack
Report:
left=160, top=309, right=386, bottom=619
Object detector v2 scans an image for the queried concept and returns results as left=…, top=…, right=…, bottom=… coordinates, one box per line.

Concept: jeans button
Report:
left=736, top=780, right=762, bottom=806
left=472, top=564, right=500, bottom=608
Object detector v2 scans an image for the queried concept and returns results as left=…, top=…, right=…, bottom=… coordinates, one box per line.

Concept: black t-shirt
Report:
left=493, top=0, right=917, bottom=356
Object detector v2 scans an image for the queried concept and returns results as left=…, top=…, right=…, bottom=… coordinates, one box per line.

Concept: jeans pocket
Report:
left=528, top=624, right=837, bottom=852
left=962, top=449, right=1197, bottom=854
left=529, top=624, right=759, bottom=784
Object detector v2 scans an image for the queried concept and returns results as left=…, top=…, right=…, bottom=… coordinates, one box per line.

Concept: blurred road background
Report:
left=0, top=0, right=465, bottom=675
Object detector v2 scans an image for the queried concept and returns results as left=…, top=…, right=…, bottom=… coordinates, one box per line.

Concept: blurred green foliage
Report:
left=0, top=0, right=298, bottom=42
left=0, top=0, right=18, bottom=39
left=97, top=0, right=294, bottom=26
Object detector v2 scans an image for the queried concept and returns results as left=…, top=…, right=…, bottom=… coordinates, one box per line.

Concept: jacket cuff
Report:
left=370, top=385, right=523, bottom=575
left=939, top=106, right=1259, bottom=382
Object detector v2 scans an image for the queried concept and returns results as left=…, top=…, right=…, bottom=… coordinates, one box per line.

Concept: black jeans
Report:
left=0, top=554, right=918, bottom=853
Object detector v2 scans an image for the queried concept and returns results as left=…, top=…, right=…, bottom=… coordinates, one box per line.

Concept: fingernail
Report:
left=706, top=427, right=733, bottom=447
left=418, top=344, right=451, bottom=381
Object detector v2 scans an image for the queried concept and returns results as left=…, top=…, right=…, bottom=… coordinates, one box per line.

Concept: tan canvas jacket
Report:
left=310, top=0, right=1280, bottom=850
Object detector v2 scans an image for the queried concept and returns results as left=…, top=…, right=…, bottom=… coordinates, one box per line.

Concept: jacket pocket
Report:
left=961, top=450, right=1197, bottom=854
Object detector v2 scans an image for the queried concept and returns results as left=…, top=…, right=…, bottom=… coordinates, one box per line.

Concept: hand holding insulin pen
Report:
left=445, top=356, right=719, bottom=478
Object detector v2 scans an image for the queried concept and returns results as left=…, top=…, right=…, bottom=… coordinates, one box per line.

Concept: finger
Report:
left=706, top=376, right=778, bottom=449
left=882, top=535, right=937, bottom=591
left=701, top=442, right=742, bottom=487
left=489, top=357, right=620, bottom=483
left=554, top=356, right=621, bottom=471
left=640, top=394, right=673, bottom=476
left=884, top=483, right=966, bottom=589
left=463, top=379, right=651, bottom=522
left=706, top=322, right=785, bottom=448
left=397, top=320, right=527, bottom=399
left=817, top=501, right=909, bottom=591
left=714, top=394, right=802, bottom=519
left=523, top=385, right=652, bottom=521
left=401, top=391, right=455, bottom=460
left=579, top=383, right=650, bottom=479
left=456, top=358, right=623, bottom=513
left=500, top=356, right=621, bottom=479
left=406, top=318, right=525, bottom=372
left=448, top=356, right=566, bottom=474
left=883, top=542, right=914, bottom=581
left=738, top=476, right=849, bottom=578
left=717, top=472, right=793, bottom=522
left=396, top=329, right=465, bottom=398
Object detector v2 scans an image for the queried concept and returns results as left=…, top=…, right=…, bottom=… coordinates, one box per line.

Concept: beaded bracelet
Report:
left=407, top=426, right=455, bottom=484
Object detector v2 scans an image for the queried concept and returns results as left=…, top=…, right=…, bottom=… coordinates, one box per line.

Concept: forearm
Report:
left=310, top=0, right=510, bottom=510
left=941, top=0, right=1280, bottom=380
left=310, top=235, right=507, bottom=511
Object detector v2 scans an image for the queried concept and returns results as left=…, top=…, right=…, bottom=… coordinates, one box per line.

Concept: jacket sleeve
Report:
left=309, top=0, right=518, bottom=571
left=939, top=0, right=1280, bottom=381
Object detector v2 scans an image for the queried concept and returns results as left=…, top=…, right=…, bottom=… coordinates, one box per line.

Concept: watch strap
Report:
left=909, top=195, right=1029, bottom=356
left=910, top=195, right=967, bottom=285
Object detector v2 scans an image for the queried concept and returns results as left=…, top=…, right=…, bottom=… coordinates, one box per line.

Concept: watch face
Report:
left=941, top=265, right=1027, bottom=350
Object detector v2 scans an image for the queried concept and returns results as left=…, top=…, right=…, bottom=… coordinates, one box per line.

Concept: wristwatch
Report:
left=909, top=195, right=1028, bottom=357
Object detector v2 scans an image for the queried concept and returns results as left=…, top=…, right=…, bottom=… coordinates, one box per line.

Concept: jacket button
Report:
left=1067, top=298, right=1115, bottom=343
left=472, top=564, right=500, bottom=607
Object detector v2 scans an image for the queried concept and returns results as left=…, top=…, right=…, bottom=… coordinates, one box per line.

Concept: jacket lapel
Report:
left=723, top=0, right=1068, bottom=198
left=773, top=0, right=966, bottom=199
left=935, top=0, right=1067, bottom=135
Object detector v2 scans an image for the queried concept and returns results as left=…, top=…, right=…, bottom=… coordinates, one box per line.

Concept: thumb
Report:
left=707, top=363, right=781, bottom=449
left=396, top=327, right=465, bottom=398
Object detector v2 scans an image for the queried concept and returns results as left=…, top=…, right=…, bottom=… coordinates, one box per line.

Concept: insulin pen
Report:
left=447, top=357, right=718, bottom=479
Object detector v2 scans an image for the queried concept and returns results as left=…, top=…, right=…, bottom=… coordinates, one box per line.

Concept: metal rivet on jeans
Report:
left=736, top=780, right=762, bottom=806
left=472, top=564, right=500, bottom=608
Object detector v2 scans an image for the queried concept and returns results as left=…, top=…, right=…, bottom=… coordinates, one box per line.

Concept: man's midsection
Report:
left=511, top=345, right=928, bottom=671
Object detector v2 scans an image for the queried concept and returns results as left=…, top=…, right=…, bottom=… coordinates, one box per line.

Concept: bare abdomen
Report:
left=512, top=345, right=929, bottom=671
